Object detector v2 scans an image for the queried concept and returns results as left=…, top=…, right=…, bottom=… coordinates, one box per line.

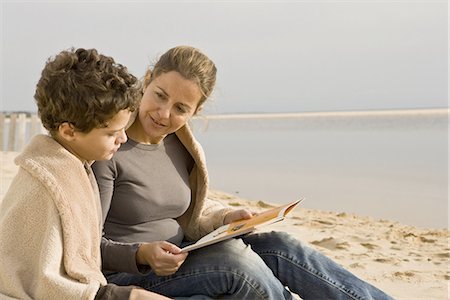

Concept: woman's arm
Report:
left=101, top=237, right=148, bottom=274
left=91, top=159, right=116, bottom=224
left=135, top=241, right=188, bottom=276
left=92, top=160, right=148, bottom=274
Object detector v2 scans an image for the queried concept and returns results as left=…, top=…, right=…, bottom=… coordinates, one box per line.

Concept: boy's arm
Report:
left=96, top=285, right=171, bottom=300
left=0, top=176, right=99, bottom=300
left=95, top=284, right=133, bottom=299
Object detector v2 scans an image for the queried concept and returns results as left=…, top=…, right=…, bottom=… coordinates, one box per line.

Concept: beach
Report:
left=208, top=190, right=449, bottom=300
left=0, top=151, right=448, bottom=299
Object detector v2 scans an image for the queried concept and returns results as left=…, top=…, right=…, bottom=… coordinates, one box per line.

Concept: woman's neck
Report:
left=126, top=118, right=166, bottom=145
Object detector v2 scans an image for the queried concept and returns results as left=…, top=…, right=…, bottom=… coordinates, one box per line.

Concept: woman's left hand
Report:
left=223, top=209, right=255, bottom=224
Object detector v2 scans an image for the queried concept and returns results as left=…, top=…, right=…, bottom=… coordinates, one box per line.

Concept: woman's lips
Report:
left=150, top=115, right=167, bottom=127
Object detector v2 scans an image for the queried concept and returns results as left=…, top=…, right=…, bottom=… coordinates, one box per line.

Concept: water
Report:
left=191, top=109, right=448, bottom=229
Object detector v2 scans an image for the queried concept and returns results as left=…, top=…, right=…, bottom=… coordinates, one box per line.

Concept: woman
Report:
left=92, top=46, right=393, bottom=299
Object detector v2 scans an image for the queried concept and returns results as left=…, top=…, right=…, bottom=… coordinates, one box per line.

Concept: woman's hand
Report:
left=136, top=241, right=188, bottom=276
left=223, top=209, right=255, bottom=225
left=129, top=288, right=172, bottom=300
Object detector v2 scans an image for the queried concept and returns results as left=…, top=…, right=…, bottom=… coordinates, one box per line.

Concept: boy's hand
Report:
left=223, top=209, right=255, bottom=225
left=136, top=241, right=188, bottom=276
left=129, top=288, right=172, bottom=300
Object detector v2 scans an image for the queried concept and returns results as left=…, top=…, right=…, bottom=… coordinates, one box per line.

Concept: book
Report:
left=181, top=198, right=304, bottom=253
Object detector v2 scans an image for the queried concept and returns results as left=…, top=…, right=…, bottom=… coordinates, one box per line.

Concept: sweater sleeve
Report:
left=91, top=159, right=116, bottom=225
left=93, top=160, right=150, bottom=274
left=101, top=237, right=150, bottom=274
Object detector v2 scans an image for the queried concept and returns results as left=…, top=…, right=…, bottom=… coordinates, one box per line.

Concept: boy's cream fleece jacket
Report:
left=0, top=135, right=107, bottom=299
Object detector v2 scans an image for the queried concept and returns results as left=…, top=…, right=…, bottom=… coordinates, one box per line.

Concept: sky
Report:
left=0, top=0, right=448, bottom=114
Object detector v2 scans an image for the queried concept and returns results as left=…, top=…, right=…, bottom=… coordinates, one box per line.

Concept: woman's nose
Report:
left=158, top=104, right=171, bottom=119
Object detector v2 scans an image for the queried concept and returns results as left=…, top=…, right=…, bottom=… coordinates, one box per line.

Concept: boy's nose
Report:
left=118, top=129, right=127, bottom=144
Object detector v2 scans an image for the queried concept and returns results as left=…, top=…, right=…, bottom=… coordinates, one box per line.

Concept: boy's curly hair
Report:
left=34, top=48, right=142, bottom=134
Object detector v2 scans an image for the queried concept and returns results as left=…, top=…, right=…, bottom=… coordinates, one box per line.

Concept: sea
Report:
left=190, top=108, right=449, bottom=230
left=1, top=108, right=448, bottom=229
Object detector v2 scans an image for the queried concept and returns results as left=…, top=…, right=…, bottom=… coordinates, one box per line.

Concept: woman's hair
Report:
left=34, top=48, right=142, bottom=134
left=143, top=46, right=217, bottom=110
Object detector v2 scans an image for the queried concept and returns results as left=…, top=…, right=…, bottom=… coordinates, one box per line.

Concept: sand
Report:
left=208, top=190, right=449, bottom=300
left=1, top=151, right=449, bottom=299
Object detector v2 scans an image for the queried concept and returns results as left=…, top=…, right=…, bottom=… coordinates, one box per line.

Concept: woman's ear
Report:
left=57, top=122, right=76, bottom=141
left=195, top=105, right=203, bottom=115
left=126, top=109, right=139, bottom=130
left=143, top=69, right=152, bottom=89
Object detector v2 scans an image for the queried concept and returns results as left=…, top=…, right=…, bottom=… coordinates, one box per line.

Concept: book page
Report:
left=226, top=198, right=302, bottom=234
left=181, top=198, right=304, bottom=253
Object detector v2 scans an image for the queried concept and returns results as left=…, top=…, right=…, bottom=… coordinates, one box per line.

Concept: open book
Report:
left=181, top=198, right=304, bottom=253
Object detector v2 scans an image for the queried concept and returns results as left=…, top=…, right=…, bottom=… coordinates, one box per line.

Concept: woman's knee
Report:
left=244, top=231, right=303, bottom=251
left=211, top=238, right=270, bottom=271
left=193, top=238, right=279, bottom=280
left=184, top=238, right=291, bottom=298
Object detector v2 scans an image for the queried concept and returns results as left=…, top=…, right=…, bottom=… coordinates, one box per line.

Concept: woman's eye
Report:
left=177, top=106, right=187, bottom=113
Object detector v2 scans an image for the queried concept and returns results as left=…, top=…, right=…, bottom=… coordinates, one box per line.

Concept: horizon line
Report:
left=0, top=107, right=448, bottom=119
left=197, top=107, right=449, bottom=120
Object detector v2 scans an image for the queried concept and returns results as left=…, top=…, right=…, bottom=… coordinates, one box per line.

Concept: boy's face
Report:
left=69, top=109, right=132, bottom=161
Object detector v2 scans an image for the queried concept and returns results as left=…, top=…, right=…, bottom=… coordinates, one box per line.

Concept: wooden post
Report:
left=0, top=113, right=47, bottom=151
left=17, top=113, right=27, bottom=151
left=30, top=113, right=39, bottom=137
left=7, top=114, right=17, bottom=151
left=0, top=113, right=4, bottom=151
left=31, top=113, right=46, bottom=137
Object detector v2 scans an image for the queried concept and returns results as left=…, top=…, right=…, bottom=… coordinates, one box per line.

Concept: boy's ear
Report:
left=58, top=122, right=76, bottom=141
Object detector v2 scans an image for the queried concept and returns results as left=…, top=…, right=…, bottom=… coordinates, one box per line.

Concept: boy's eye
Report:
left=107, top=129, right=123, bottom=137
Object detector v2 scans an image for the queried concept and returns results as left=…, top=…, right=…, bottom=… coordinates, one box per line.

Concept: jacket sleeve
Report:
left=178, top=163, right=235, bottom=241
left=187, top=199, right=234, bottom=241
left=201, top=198, right=234, bottom=227
left=0, top=171, right=100, bottom=300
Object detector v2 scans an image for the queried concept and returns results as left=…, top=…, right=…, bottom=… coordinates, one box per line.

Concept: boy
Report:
left=0, top=48, right=168, bottom=300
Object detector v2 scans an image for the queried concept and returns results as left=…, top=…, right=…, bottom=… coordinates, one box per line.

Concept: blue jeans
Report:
left=107, top=231, right=394, bottom=299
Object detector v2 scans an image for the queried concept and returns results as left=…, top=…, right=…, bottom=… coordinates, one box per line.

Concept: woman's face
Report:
left=137, top=71, right=202, bottom=144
